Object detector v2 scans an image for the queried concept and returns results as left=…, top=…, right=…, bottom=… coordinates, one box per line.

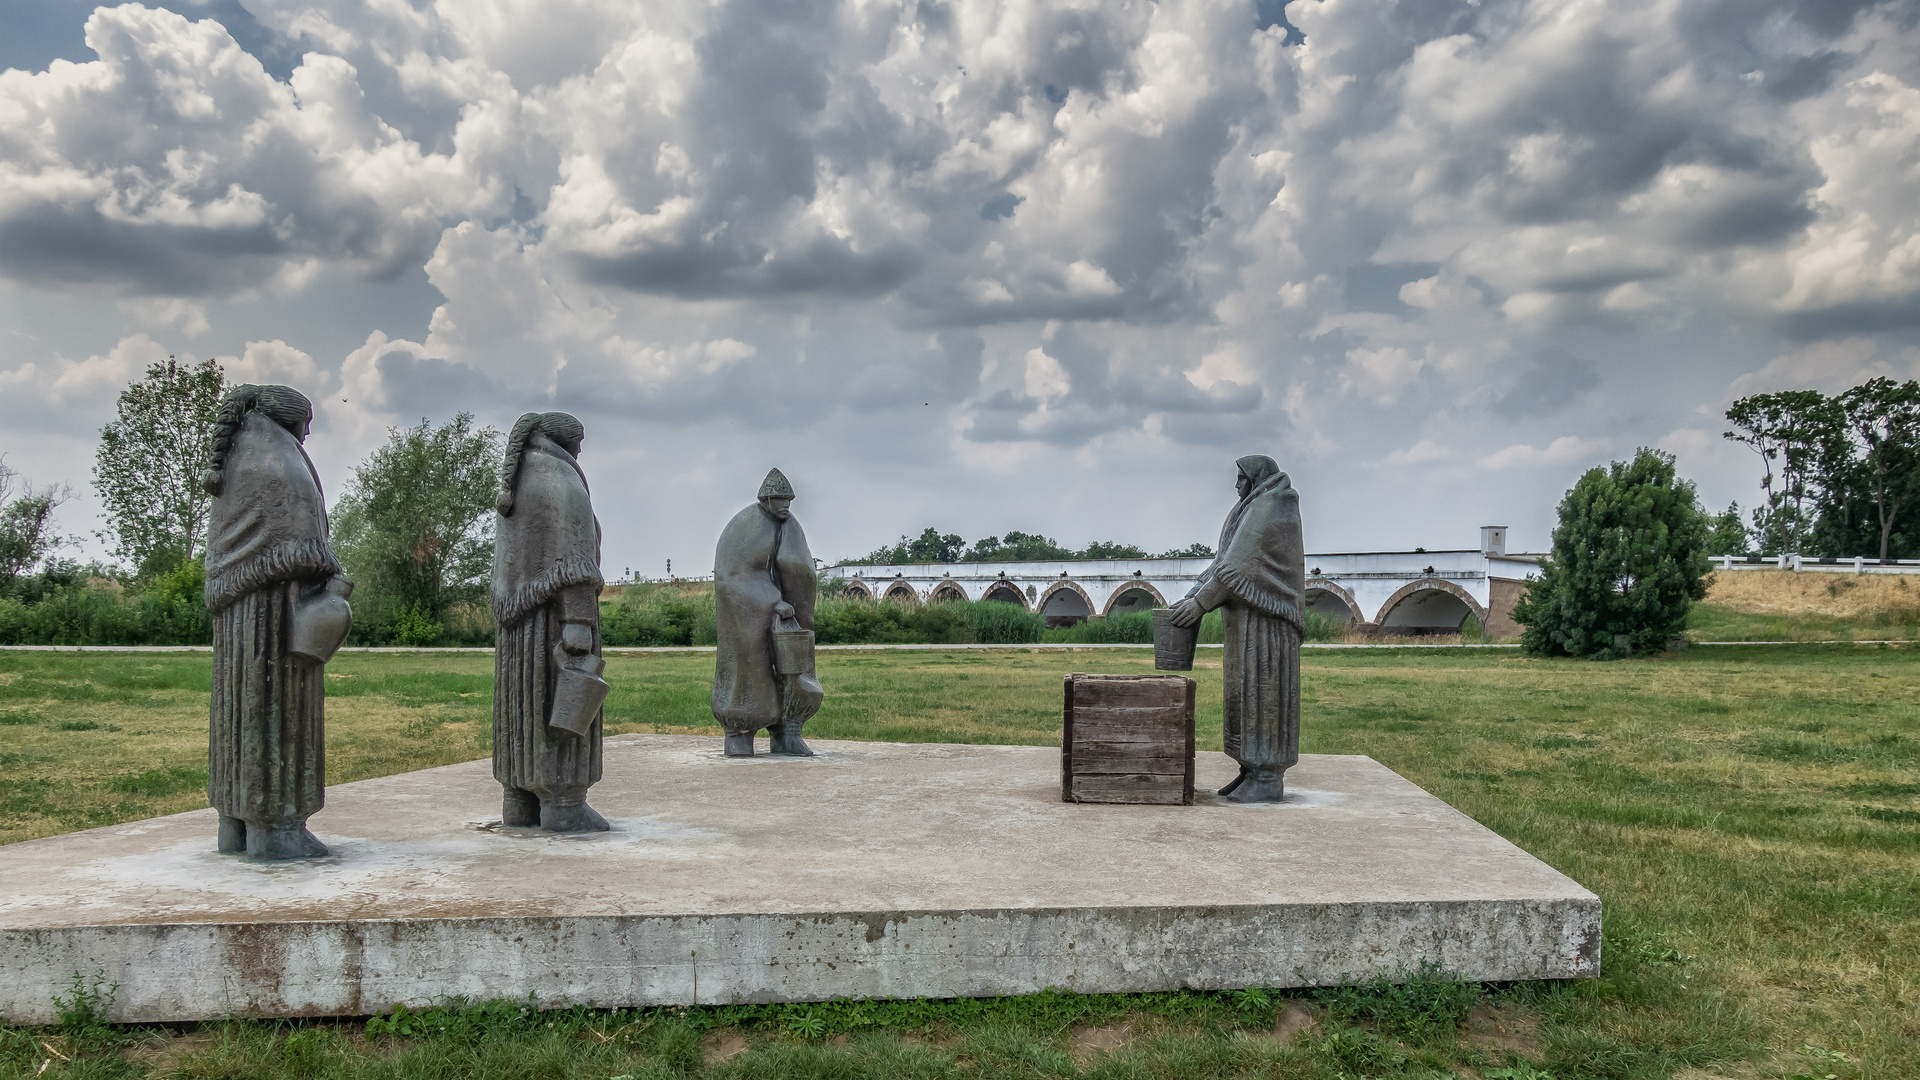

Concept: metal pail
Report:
left=773, top=622, right=815, bottom=676
left=290, top=577, right=354, bottom=664
left=549, top=651, right=609, bottom=737
left=1152, top=609, right=1199, bottom=671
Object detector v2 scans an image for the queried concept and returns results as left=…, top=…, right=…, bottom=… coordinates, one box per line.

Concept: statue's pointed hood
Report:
left=758, top=468, right=795, bottom=499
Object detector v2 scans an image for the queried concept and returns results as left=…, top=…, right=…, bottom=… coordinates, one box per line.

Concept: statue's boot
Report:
left=1222, top=767, right=1286, bottom=804
left=1216, top=767, right=1249, bottom=797
left=246, top=821, right=330, bottom=860
left=724, top=731, right=757, bottom=757
left=502, top=787, right=541, bottom=827
left=768, top=720, right=814, bottom=757
left=540, top=792, right=610, bottom=833
left=217, top=814, right=247, bottom=854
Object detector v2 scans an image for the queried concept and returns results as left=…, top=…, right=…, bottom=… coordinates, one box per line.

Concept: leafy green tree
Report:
left=1159, top=542, right=1214, bottom=558
left=963, top=531, right=1075, bottom=562
left=330, top=414, right=502, bottom=639
left=1702, top=502, right=1749, bottom=557
left=1079, top=540, right=1147, bottom=559
left=91, top=356, right=225, bottom=575
left=1838, top=377, right=1920, bottom=561
left=0, top=457, right=69, bottom=588
left=1514, top=448, right=1712, bottom=658
left=1724, top=389, right=1850, bottom=554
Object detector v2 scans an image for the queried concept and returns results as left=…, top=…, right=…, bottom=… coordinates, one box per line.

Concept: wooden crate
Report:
left=1061, top=673, right=1196, bottom=805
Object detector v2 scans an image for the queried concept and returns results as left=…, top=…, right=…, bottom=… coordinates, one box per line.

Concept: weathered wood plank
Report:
left=1070, top=679, right=1188, bottom=709
left=1067, top=773, right=1189, bottom=805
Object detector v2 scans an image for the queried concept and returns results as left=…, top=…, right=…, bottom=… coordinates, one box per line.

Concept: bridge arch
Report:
left=1038, top=580, right=1095, bottom=624
left=1304, top=578, right=1362, bottom=623
left=1373, top=577, right=1488, bottom=631
left=1102, top=581, right=1166, bottom=616
left=980, top=579, right=1029, bottom=609
left=842, top=579, right=875, bottom=601
left=882, top=580, right=920, bottom=603
left=929, top=580, right=967, bottom=603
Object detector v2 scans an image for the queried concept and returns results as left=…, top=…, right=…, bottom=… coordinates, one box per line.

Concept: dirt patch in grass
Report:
left=1273, top=1002, right=1320, bottom=1045
left=702, top=1029, right=749, bottom=1063
left=119, top=1028, right=216, bottom=1071
left=1461, top=1003, right=1543, bottom=1060
left=1067, top=1019, right=1132, bottom=1061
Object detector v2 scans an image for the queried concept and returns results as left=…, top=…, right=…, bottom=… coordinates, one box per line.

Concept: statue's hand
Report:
left=559, top=622, right=593, bottom=656
left=1168, top=598, right=1203, bottom=628
left=773, top=601, right=795, bottom=620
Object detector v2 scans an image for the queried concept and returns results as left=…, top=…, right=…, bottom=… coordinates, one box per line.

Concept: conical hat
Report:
left=758, top=468, right=795, bottom=499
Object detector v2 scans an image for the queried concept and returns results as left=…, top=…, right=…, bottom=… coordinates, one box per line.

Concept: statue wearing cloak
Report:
left=1169, top=455, right=1304, bottom=803
left=491, top=411, right=608, bottom=833
left=711, top=468, right=822, bottom=756
left=201, top=384, right=348, bottom=860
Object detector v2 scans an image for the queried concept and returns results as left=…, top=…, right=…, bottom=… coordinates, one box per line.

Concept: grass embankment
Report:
left=1690, top=569, right=1920, bottom=641
left=3, top=647, right=1916, bottom=1079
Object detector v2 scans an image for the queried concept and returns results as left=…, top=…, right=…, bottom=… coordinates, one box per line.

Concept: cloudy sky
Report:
left=3, top=0, right=1919, bottom=574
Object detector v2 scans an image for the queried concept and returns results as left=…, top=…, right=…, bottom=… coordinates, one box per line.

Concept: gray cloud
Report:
left=4, top=0, right=1920, bottom=572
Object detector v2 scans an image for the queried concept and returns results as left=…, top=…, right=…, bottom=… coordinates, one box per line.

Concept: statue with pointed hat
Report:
left=711, top=467, right=823, bottom=756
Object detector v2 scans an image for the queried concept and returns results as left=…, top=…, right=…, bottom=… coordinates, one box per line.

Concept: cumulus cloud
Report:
left=4, top=0, right=1920, bottom=565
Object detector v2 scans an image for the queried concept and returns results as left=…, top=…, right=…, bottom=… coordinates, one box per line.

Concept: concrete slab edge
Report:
left=3, top=899, right=1601, bottom=1023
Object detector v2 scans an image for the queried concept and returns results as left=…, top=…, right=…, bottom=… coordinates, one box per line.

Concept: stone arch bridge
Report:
left=824, top=539, right=1539, bottom=635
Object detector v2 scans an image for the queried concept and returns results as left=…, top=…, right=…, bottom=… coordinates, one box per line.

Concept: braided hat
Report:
left=757, top=468, right=795, bottom=499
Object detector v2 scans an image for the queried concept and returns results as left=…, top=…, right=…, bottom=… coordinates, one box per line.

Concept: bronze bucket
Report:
left=772, top=615, right=815, bottom=675
left=1152, top=609, right=1198, bottom=671
left=549, top=650, right=609, bottom=738
left=290, top=577, right=354, bottom=664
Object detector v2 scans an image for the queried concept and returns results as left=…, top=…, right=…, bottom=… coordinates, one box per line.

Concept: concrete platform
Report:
left=1, top=736, right=1599, bottom=1022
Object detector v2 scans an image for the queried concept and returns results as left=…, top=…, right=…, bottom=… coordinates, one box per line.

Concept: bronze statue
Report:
left=201, top=384, right=351, bottom=860
left=492, top=411, right=609, bottom=832
left=712, top=468, right=822, bottom=756
left=1166, top=456, right=1303, bottom=803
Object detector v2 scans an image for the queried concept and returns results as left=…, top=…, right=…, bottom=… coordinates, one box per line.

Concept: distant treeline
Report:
left=841, top=527, right=1213, bottom=566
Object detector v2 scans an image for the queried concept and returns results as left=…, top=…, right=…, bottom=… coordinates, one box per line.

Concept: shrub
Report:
left=1516, top=447, right=1712, bottom=658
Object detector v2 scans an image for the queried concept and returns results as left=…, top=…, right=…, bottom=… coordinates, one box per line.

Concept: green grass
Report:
left=3, top=645, right=1917, bottom=1079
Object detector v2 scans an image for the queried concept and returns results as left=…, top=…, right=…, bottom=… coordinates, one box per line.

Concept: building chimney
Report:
left=1480, top=526, right=1507, bottom=556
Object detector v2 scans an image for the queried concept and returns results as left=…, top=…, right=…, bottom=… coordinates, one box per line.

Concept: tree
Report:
left=1838, top=378, right=1920, bottom=562
left=1723, top=390, right=1848, bottom=554
left=92, top=356, right=225, bottom=575
left=1514, top=448, right=1712, bottom=658
left=1702, top=502, right=1749, bottom=557
left=0, top=457, right=69, bottom=588
left=1159, top=542, right=1215, bottom=558
left=1079, top=540, right=1147, bottom=559
left=964, top=531, right=1075, bottom=561
left=329, top=415, right=502, bottom=636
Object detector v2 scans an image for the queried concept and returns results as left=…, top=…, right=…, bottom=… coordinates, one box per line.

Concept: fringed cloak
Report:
left=492, top=434, right=603, bottom=625
left=202, top=411, right=340, bottom=613
left=711, top=504, right=817, bottom=732
left=1195, top=459, right=1303, bottom=629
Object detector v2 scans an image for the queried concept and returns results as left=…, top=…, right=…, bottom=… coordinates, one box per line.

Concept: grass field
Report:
left=2, top=644, right=1916, bottom=1080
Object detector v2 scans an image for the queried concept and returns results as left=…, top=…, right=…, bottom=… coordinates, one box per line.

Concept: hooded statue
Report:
left=1168, top=455, right=1304, bottom=802
left=711, top=468, right=823, bottom=756
left=491, top=411, right=608, bottom=832
left=201, top=384, right=350, bottom=860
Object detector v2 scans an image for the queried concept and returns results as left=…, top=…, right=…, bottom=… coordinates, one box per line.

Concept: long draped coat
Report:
left=204, top=411, right=342, bottom=829
left=711, top=504, right=819, bottom=733
left=1190, top=461, right=1304, bottom=772
left=491, top=434, right=604, bottom=796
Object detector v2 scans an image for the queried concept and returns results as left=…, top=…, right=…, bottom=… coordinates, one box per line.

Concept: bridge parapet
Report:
left=824, top=550, right=1540, bottom=630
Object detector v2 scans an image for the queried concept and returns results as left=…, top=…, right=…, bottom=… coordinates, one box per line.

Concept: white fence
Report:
left=1716, top=555, right=1920, bottom=574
